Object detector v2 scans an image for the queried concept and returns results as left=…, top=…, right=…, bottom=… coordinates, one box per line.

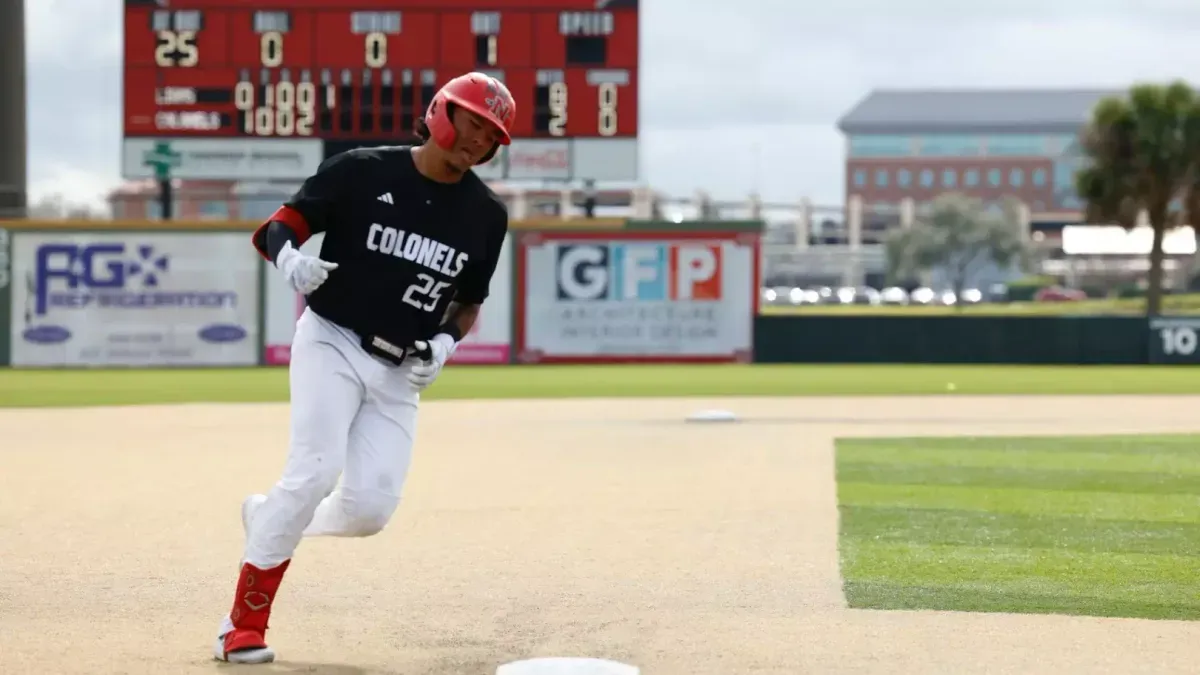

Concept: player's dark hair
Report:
left=414, top=101, right=459, bottom=145
left=414, top=118, right=431, bottom=143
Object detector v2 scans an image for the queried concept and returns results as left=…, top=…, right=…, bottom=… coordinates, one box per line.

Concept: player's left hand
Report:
left=406, top=333, right=457, bottom=389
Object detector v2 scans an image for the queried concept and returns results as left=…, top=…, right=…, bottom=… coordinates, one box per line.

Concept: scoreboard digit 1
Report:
left=122, top=0, right=640, bottom=182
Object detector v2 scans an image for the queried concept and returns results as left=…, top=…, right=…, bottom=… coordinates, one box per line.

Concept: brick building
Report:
left=836, top=88, right=1116, bottom=220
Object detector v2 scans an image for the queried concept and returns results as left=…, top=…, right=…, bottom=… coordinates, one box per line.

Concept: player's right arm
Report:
left=250, top=149, right=371, bottom=263
left=250, top=149, right=370, bottom=292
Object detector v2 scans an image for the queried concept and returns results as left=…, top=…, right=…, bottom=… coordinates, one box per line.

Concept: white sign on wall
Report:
left=507, top=139, right=571, bottom=180
left=11, top=232, right=260, bottom=366
left=121, top=138, right=324, bottom=180
left=517, top=232, right=757, bottom=363
left=451, top=232, right=513, bottom=364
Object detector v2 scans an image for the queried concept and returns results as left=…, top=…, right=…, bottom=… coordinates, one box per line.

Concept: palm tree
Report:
left=1075, top=81, right=1200, bottom=317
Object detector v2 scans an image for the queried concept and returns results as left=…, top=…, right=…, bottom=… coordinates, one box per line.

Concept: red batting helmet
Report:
left=423, top=72, right=516, bottom=165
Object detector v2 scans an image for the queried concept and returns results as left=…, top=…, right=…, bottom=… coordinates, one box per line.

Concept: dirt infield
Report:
left=3, top=394, right=1200, bottom=675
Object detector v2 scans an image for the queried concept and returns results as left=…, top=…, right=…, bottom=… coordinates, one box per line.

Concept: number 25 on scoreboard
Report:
left=154, top=30, right=198, bottom=67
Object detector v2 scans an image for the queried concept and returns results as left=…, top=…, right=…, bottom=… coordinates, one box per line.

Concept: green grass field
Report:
left=760, top=293, right=1200, bottom=316
left=836, top=434, right=1200, bottom=620
left=2, top=364, right=1200, bottom=408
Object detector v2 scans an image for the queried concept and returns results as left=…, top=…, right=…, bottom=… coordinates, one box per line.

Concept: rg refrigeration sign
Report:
left=517, top=232, right=758, bottom=363
left=10, top=232, right=260, bottom=367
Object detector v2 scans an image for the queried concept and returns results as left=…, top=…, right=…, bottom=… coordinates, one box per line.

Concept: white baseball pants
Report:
left=243, top=306, right=420, bottom=569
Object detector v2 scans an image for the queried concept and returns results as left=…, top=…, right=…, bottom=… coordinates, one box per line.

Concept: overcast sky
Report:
left=24, top=0, right=1200, bottom=213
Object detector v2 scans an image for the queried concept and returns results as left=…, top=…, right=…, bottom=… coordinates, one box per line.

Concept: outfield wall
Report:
left=755, top=316, right=1151, bottom=364
left=3, top=219, right=1198, bottom=367
left=753, top=316, right=1200, bottom=365
left=0, top=219, right=762, bottom=367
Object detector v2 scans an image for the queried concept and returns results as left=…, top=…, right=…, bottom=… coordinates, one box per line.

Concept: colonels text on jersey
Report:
left=251, top=145, right=508, bottom=355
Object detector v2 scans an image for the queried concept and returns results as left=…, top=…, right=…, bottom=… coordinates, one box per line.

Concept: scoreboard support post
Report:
left=142, top=143, right=182, bottom=221
left=0, top=0, right=25, bottom=217
left=159, top=179, right=173, bottom=221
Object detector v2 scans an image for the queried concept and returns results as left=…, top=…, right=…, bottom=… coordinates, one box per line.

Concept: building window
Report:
left=988, top=168, right=1002, bottom=186
left=1009, top=168, right=1024, bottom=186
left=145, top=199, right=178, bottom=219
left=917, top=134, right=983, bottom=157
left=965, top=169, right=979, bottom=186
left=942, top=169, right=957, bottom=187
left=848, top=135, right=913, bottom=157
left=920, top=169, right=934, bottom=187
left=875, top=169, right=888, bottom=187
left=1032, top=168, right=1047, bottom=186
left=854, top=169, right=866, bottom=187
left=898, top=169, right=912, bottom=187
left=985, top=134, right=1047, bottom=156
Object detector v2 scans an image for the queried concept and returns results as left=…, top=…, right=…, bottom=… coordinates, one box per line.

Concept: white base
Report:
left=685, top=409, right=739, bottom=423
left=497, top=657, right=639, bottom=675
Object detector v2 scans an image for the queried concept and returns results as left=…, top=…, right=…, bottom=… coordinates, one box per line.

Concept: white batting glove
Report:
left=407, top=333, right=457, bottom=389
left=276, top=241, right=338, bottom=294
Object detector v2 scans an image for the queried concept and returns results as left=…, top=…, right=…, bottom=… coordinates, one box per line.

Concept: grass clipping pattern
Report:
left=836, top=434, right=1200, bottom=621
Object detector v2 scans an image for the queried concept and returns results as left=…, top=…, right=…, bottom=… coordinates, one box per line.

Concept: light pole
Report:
left=0, top=0, right=27, bottom=218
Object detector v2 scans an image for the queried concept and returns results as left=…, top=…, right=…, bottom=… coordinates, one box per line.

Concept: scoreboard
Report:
left=121, top=0, right=639, bottom=182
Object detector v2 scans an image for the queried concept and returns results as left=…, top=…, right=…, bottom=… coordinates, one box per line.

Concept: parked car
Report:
left=853, top=287, right=882, bottom=305
left=960, top=288, right=983, bottom=304
left=1035, top=286, right=1088, bottom=302
left=880, top=286, right=909, bottom=305
left=812, top=286, right=836, bottom=304
left=761, top=286, right=820, bottom=306
left=909, top=287, right=936, bottom=305
left=762, top=286, right=794, bottom=305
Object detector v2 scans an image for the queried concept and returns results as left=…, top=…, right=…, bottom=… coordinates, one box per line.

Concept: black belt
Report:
left=360, top=334, right=433, bottom=366
left=361, top=334, right=410, bottom=366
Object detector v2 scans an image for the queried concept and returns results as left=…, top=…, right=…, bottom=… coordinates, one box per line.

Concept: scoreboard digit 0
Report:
left=122, top=0, right=640, bottom=181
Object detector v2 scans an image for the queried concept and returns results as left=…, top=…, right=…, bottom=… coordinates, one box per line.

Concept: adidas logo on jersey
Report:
left=377, top=193, right=393, bottom=204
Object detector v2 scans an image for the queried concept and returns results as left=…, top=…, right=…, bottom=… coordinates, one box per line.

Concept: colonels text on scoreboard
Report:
left=123, top=0, right=639, bottom=140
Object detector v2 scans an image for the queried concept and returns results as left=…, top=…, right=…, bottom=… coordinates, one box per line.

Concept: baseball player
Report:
left=212, top=72, right=515, bottom=664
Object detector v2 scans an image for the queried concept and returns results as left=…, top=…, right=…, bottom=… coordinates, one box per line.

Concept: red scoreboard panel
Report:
left=123, top=0, right=639, bottom=167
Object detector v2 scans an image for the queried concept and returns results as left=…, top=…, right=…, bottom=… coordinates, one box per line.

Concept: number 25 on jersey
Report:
left=402, top=273, right=450, bottom=312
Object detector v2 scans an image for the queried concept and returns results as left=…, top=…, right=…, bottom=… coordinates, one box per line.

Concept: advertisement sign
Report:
left=10, top=232, right=260, bottom=366
left=450, top=232, right=513, bottom=364
left=516, top=231, right=759, bottom=363
left=507, top=139, right=571, bottom=180
left=1148, top=317, right=1200, bottom=364
left=121, top=138, right=323, bottom=180
left=263, top=233, right=513, bottom=365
